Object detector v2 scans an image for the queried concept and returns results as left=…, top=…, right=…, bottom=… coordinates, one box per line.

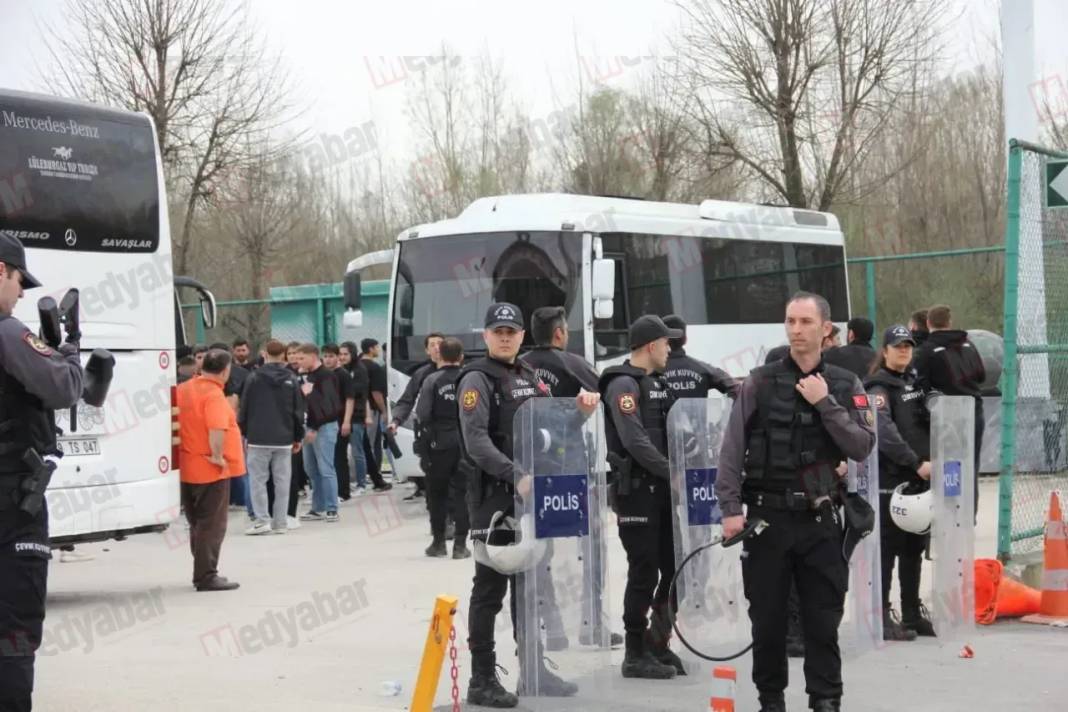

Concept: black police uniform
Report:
left=392, top=360, right=436, bottom=493
left=0, top=314, right=83, bottom=710
left=414, top=363, right=469, bottom=555
left=521, top=346, right=598, bottom=397
left=715, top=354, right=875, bottom=711
left=865, top=365, right=933, bottom=634
left=599, top=361, right=683, bottom=677
left=663, top=346, right=738, bottom=399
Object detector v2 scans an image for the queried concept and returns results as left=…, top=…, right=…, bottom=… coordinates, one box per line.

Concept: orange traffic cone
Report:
left=1021, top=492, right=1068, bottom=626
left=975, top=558, right=1042, bottom=624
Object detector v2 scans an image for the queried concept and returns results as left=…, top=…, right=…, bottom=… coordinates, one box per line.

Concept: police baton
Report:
left=667, top=517, right=768, bottom=662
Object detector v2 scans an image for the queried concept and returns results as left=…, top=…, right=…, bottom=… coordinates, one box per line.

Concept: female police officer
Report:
left=865, top=325, right=936, bottom=639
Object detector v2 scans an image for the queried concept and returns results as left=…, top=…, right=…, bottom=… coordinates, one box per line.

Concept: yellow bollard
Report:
left=409, top=595, right=460, bottom=712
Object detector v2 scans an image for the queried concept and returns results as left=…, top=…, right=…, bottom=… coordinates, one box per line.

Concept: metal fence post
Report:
left=864, top=261, right=876, bottom=332
left=998, top=140, right=1023, bottom=563
left=315, top=297, right=325, bottom=345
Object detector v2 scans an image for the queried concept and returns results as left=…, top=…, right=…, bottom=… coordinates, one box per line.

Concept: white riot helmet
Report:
left=472, top=511, right=547, bottom=575
left=889, top=482, right=934, bottom=534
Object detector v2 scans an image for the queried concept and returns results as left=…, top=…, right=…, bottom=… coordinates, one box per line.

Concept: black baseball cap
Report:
left=883, top=324, right=916, bottom=347
left=485, top=302, right=524, bottom=330
left=662, top=314, right=687, bottom=333
left=629, top=315, right=682, bottom=349
left=0, top=233, right=42, bottom=289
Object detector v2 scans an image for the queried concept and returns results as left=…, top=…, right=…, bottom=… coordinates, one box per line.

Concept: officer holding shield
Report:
left=458, top=302, right=599, bottom=708
left=715, top=292, right=875, bottom=712
left=0, top=234, right=84, bottom=711
left=599, top=315, right=686, bottom=680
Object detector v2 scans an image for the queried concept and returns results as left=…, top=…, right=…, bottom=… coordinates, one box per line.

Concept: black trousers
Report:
left=616, top=479, right=675, bottom=649
left=363, top=428, right=387, bottom=489
left=879, top=491, right=927, bottom=612
left=427, top=447, right=469, bottom=543
left=335, top=432, right=350, bottom=500
left=741, top=505, right=849, bottom=707
left=287, top=450, right=306, bottom=517
left=0, top=489, right=48, bottom=712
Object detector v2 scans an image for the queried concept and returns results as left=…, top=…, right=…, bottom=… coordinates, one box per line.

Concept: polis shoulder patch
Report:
left=461, top=389, right=479, bottom=412
left=852, top=394, right=869, bottom=409
left=874, top=394, right=887, bottom=409
left=23, top=332, right=53, bottom=356
left=617, top=392, right=637, bottom=415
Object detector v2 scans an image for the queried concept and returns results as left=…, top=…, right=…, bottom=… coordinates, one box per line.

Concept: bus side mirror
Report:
left=343, top=271, right=363, bottom=328
left=200, top=292, right=217, bottom=330
left=592, top=258, right=615, bottom=320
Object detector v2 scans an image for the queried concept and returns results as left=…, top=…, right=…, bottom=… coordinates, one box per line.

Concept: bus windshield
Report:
left=391, top=231, right=584, bottom=372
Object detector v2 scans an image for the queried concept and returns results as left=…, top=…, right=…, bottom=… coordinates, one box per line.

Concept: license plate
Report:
left=58, top=437, right=100, bottom=457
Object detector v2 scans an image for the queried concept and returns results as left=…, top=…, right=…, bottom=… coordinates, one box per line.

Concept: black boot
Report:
left=468, top=654, right=518, bottom=708
left=516, top=657, right=578, bottom=697
left=883, top=606, right=918, bottom=641
left=425, top=539, right=447, bottom=557
left=644, top=629, right=686, bottom=676
left=452, top=537, right=471, bottom=559
left=621, top=632, right=676, bottom=680
left=811, top=698, right=841, bottom=711
left=902, top=602, right=936, bottom=637
left=758, top=695, right=786, bottom=712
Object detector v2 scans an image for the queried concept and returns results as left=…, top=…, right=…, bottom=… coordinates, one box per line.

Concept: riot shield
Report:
left=513, top=397, right=612, bottom=707
left=928, top=395, right=976, bottom=641
left=840, top=403, right=883, bottom=656
left=666, top=396, right=748, bottom=666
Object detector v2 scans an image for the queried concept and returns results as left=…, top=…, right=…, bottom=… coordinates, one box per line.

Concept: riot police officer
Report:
left=0, top=234, right=84, bottom=711
left=661, top=314, right=738, bottom=399
left=414, top=337, right=470, bottom=559
left=598, top=314, right=685, bottom=680
left=865, top=325, right=935, bottom=639
left=715, top=292, right=875, bottom=712
left=458, top=302, right=598, bottom=708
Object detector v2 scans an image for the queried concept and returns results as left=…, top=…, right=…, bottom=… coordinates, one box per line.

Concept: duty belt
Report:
left=743, top=489, right=813, bottom=512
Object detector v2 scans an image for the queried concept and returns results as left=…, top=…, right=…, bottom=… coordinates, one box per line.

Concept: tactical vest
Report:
left=598, top=362, right=673, bottom=476
left=459, top=356, right=545, bottom=471
left=865, top=367, right=930, bottom=484
left=428, top=365, right=463, bottom=450
left=0, top=315, right=58, bottom=475
left=521, top=347, right=584, bottom=398
left=742, top=358, right=856, bottom=492
left=663, top=350, right=713, bottom=398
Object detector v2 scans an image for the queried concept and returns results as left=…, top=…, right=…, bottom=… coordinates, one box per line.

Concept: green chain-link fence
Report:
left=998, top=139, right=1068, bottom=562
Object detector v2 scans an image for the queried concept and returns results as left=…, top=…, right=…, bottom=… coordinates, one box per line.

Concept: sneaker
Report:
left=271, top=526, right=288, bottom=535
left=403, top=490, right=424, bottom=502
left=59, top=549, right=94, bottom=563
left=883, top=607, right=918, bottom=641
left=325, top=511, right=339, bottom=523
left=244, top=520, right=272, bottom=536
left=902, top=603, right=937, bottom=637
left=426, top=541, right=448, bottom=557
left=353, top=486, right=367, bottom=497
left=299, top=511, right=325, bottom=521
left=373, top=483, right=393, bottom=492
left=286, top=515, right=302, bottom=530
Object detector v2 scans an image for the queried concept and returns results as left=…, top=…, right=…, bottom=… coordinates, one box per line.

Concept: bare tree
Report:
left=677, top=0, right=949, bottom=210
left=44, top=0, right=299, bottom=275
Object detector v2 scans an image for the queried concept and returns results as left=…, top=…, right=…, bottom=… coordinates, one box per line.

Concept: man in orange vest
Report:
left=177, top=348, right=245, bottom=591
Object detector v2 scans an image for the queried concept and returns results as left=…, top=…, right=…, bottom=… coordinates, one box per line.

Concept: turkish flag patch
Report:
left=852, top=394, right=869, bottom=408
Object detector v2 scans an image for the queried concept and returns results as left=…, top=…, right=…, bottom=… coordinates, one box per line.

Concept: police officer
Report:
left=661, top=314, right=738, bottom=399
left=715, top=292, right=875, bottom=712
left=388, top=332, right=444, bottom=500
left=598, top=314, right=685, bottom=680
left=865, top=325, right=935, bottom=639
left=0, top=234, right=83, bottom=711
left=414, top=336, right=470, bottom=559
left=458, top=302, right=599, bottom=708
left=520, top=306, right=621, bottom=649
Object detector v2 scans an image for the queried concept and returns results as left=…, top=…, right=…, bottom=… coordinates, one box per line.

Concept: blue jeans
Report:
left=303, top=422, right=339, bottom=513
left=229, top=473, right=254, bottom=517
left=349, top=422, right=368, bottom=488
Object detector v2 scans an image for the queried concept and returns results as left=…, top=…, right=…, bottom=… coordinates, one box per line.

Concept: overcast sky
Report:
left=3, top=0, right=1067, bottom=166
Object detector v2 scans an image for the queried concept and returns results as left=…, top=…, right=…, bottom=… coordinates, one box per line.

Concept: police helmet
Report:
left=889, top=481, right=934, bottom=534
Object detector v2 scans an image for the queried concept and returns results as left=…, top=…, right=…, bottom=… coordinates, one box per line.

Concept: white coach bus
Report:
left=0, top=89, right=216, bottom=545
left=343, top=193, right=850, bottom=482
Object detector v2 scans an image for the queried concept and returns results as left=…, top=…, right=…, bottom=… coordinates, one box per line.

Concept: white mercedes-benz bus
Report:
left=342, top=193, right=850, bottom=482
left=0, top=89, right=216, bottom=545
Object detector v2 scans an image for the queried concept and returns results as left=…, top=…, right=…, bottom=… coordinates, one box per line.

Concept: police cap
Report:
left=883, top=324, right=916, bottom=347
left=0, top=232, right=42, bottom=289
left=629, top=315, right=682, bottom=349
left=485, top=302, right=524, bottom=330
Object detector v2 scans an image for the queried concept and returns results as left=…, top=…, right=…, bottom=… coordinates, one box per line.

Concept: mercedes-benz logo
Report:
left=64, top=229, right=77, bottom=247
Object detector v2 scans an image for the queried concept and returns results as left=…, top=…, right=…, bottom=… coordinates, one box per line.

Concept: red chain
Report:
left=449, top=625, right=461, bottom=712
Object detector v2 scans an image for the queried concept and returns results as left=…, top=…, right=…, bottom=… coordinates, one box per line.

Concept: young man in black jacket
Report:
left=913, top=304, right=986, bottom=514
left=323, top=344, right=356, bottom=501
left=239, top=339, right=305, bottom=534
left=297, top=343, right=343, bottom=523
left=823, top=316, right=877, bottom=379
